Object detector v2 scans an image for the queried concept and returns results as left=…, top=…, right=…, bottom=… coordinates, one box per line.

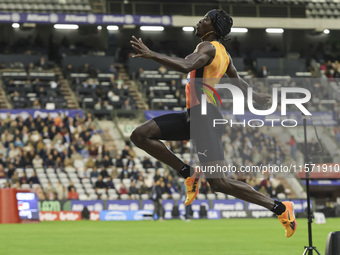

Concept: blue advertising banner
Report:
left=161, top=199, right=211, bottom=219
left=206, top=210, right=221, bottom=220
left=0, top=109, right=83, bottom=120
left=144, top=111, right=336, bottom=126
left=106, top=200, right=139, bottom=211
left=190, top=210, right=221, bottom=220
left=305, top=180, right=340, bottom=186
left=212, top=199, right=245, bottom=211
left=247, top=202, right=267, bottom=211
left=162, top=199, right=175, bottom=212
left=191, top=199, right=210, bottom=211
left=0, top=13, right=172, bottom=26
left=247, top=199, right=310, bottom=214
left=162, top=199, right=210, bottom=212
left=290, top=199, right=312, bottom=213
left=100, top=210, right=153, bottom=221
left=142, top=200, right=154, bottom=210
left=71, top=200, right=104, bottom=212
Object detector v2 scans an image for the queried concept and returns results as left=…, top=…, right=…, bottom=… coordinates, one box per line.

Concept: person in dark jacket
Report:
left=150, top=180, right=164, bottom=220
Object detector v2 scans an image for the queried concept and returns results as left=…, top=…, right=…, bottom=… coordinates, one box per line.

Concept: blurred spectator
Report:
left=108, top=64, right=117, bottom=74
left=158, top=65, right=167, bottom=74
left=121, top=145, right=134, bottom=159
left=126, top=155, right=135, bottom=169
left=89, top=145, right=98, bottom=157
left=129, top=181, right=138, bottom=199
left=142, top=156, right=153, bottom=170
left=165, top=182, right=177, bottom=196
left=14, top=181, right=21, bottom=188
left=130, top=166, right=139, bottom=182
left=32, top=155, right=43, bottom=169
left=56, top=181, right=66, bottom=200
left=111, top=167, right=118, bottom=179
left=11, top=91, right=25, bottom=108
left=108, top=91, right=120, bottom=103
left=8, top=142, right=20, bottom=159
left=119, top=166, right=129, bottom=180
left=199, top=178, right=209, bottom=195
left=90, top=130, right=102, bottom=145
left=67, top=181, right=75, bottom=192
left=19, top=172, right=28, bottom=185
left=11, top=171, right=20, bottom=185
left=0, top=164, right=6, bottom=179
left=81, top=63, right=90, bottom=73
left=258, top=65, right=269, bottom=78
left=115, top=154, right=124, bottom=168
left=116, top=74, right=124, bottom=88
left=154, top=170, right=161, bottom=182
left=150, top=181, right=164, bottom=221
left=259, top=178, right=273, bottom=197
left=287, top=135, right=297, bottom=161
left=36, top=186, right=46, bottom=200
left=68, top=187, right=79, bottom=200
left=63, top=64, right=74, bottom=79
left=122, top=99, right=132, bottom=110
left=55, top=157, right=63, bottom=170
left=94, top=101, right=101, bottom=110
left=36, top=57, right=49, bottom=70
left=90, top=167, right=99, bottom=178
left=99, top=165, right=109, bottom=178
left=106, top=177, right=115, bottom=190
left=103, top=100, right=113, bottom=110
left=6, top=163, right=16, bottom=179
left=32, top=99, right=41, bottom=109
left=85, top=156, right=96, bottom=170
left=64, top=157, right=74, bottom=168
left=28, top=172, right=40, bottom=185
left=94, top=175, right=107, bottom=190
left=101, top=155, right=113, bottom=168
left=45, top=182, right=56, bottom=200
left=155, top=160, right=162, bottom=170
left=139, top=181, right=149, bottom=195
left=119, top=182, right=128, bottom=195
left=44, top=154, right=55, bottom=168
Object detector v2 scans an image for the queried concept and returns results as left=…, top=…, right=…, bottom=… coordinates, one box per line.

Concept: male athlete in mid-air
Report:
left=130, top=9, right=296, bottom=237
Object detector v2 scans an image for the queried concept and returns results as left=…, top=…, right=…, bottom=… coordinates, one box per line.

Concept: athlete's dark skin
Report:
left=130, top=14, right=275, bottom=210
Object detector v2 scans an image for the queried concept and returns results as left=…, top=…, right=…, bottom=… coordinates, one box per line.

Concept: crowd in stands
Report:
left=221, top=125, right=287, bottom=197
left=0, top=110, right=184, bottom=201
left=0, top=108, right=288, bottom=200
left=2, top=57, right=68, bottom=109
left=64, top=63, right=137, bottom=116
left=0, top=112, right=103, bottom=194
left=138, top=61, right=340, bottom=114
left=159, top=126, right=288, bottom=198
left=0, top=42, right=337, bottom=203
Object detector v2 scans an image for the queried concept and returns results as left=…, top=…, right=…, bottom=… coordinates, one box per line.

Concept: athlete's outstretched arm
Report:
left=130, top=36, right=214, bottom=73
left=226, top=55, right=270, bottom=106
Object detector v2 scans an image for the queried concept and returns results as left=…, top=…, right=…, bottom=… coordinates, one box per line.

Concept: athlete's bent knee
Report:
left=130, top=128, right=144, bottom=147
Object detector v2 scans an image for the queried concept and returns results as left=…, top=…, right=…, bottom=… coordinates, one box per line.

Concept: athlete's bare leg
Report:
left=130, top=119, right=185, bottom=172
left=203, top=160, right=274, bottom=210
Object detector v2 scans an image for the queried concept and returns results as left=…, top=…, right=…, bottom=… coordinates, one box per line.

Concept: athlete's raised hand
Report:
left=130, top=36, right=153, bottom=59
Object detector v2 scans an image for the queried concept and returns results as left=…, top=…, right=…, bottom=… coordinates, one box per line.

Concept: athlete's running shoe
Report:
left=278, top=201, right=297, bottom=238
left=184, top=171, right=201, bottom=206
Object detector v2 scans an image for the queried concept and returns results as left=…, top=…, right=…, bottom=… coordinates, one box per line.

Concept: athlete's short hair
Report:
left=207, top=9, right=233, bottom=39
